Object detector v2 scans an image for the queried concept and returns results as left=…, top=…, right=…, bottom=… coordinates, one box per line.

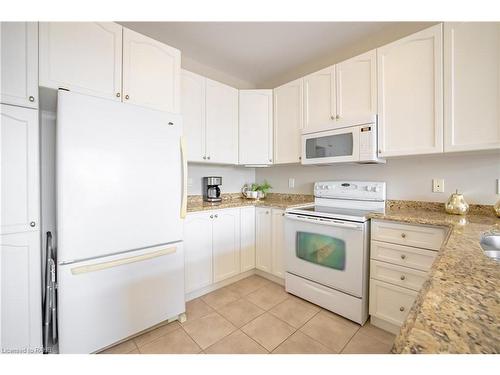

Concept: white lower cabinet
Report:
left=183, top=211, right=213, bottom=293
left=271, top=209, right=285, bottom=278
left=1, top=231, right=42, bottom=352
left=184, top=208, right=242, bottom=294
left=369, top=220, right=444, bottom=334
left=240, top=207, right=256, bottom=272
left=255, top=207, right=285, bottom=278
left=255, top=208, right=272, bottom=273
left=212, top=209, right=241, bottom=283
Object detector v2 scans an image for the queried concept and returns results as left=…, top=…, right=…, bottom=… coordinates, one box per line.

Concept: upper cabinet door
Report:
left=239, top=90, right=273, bottom=165
left=205, top=79, right=239, bottom=164
left=0, top=22, right=38, bottom=109
left=212, top=209, right=241, bottom=283
left=444, top=22, right=500, bottom=152
left=1, top=104, right=39, bottom=235
left=181, top=70, right=206, bottom=162
left=303, top=65, right=336, bottom=132
left=122, top=28, right=181, bottom=113
left=336, top=50, right=377, bottom=122
left=39, top=22, right=122, bottom=100
left=273, top=78, right=303, bottom=164
left=377, top=24, right=443, bottom=157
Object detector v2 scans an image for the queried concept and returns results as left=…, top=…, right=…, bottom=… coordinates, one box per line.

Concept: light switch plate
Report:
left=432, top=178, right=444, bottom=193
left=288, top=178, right=295, bottom=189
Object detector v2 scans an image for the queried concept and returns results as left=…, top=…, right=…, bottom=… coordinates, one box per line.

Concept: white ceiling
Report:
left=119, top=22, right=435, bottom=88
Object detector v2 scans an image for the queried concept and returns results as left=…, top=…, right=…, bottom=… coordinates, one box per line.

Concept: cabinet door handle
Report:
left=214, top=214, right=218, bottom=218
left=400, top=275, right=406, bottom=281
left=330, top=115, right=335, bottom=120
left=203, top=156, right=207, bottom=160
left=207, top=156, right=211, bottom=160
left=336, top=115, right=340, bottom=120
left=116, top=92, right=121, bottom=98
left=400, top=254, right=406, bottom=260
left=269, top=158, right=272, bottom=162
left=210, top=215, right=214, bottom=219
left=401, top=233, right=407, bottom=238
left=30, top=221, right=36, bottom=227
left=399, top=306, right=405, bottom=312
left=125, top=94, right=130, bottom=100
left=29, top=96, right=35, bottom=102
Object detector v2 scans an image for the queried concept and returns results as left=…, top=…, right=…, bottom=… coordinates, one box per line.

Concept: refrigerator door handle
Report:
left=180, top=136, right=188, bottom=219
left=70, top=246, right=177, bottom=275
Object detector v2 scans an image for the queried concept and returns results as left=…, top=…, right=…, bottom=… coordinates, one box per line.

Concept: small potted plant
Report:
left=242, top=181, right=272, bottom=200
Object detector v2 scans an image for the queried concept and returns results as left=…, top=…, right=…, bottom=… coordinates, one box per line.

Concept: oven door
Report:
left=284, top=213, right=367, bottom=297
left=301, top=126, right=360, bottom=164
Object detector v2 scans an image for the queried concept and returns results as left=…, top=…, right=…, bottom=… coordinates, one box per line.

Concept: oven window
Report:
left=305, top=133, right=353, bottom=159
left=296, top=232, right=346, bottom=270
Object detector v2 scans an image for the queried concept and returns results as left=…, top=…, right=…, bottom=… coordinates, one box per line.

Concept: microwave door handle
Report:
left=285, top=214, right=362, bottom=230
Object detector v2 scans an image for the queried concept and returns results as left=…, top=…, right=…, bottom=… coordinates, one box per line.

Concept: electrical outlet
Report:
left=288, top=178, right=295, bottom=189
left=432, top=178, right=444, bottom=193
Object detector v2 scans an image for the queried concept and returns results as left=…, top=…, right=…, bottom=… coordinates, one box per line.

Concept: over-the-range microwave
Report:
left=301, top=118, right=385, bottom=165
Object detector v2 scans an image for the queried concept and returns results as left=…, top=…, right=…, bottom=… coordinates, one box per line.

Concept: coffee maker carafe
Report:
left=203, top=176, right=222, bottom=202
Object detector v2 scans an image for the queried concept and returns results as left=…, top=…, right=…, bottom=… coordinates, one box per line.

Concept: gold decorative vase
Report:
left=494, top=199, right=500, bottom=218
left=445, top=190, right=469, bottom=215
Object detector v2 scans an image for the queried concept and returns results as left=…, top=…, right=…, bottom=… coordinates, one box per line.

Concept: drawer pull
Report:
left=400, top=254, right=407, bottom=260
left=399, top=306, right=405, bottom=312
left=400, top=275, right=406, bottom=280
left=401, top=233, right=407, bottom=238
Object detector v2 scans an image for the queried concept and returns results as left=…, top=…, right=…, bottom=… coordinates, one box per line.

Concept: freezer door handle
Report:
left=70, top=246, right=177, bottom=275
left=180, top=136, right=188, bottom=219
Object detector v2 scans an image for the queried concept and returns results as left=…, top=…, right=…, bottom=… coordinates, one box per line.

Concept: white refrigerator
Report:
left=55, top=91, right=187, bottom=354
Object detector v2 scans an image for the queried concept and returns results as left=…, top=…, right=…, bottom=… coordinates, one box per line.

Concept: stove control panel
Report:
left=314, top=181, right=386, bottom=201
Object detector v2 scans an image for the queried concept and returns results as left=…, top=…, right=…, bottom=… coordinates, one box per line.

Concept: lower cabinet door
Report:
left=240, top=207, right=256, bottom=272
left=0, top=231, right=42, bottom=352
left=255, top=207, right=272, bottom=273
left=271, top=209, right=285, bottom=278
left=184, top=212, right=213, bottom=293
left=212, top=209, right=241, bottom=283
left=369, top=279, right=418, bottom=327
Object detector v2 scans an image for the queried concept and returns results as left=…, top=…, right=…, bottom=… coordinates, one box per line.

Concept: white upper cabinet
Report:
left=1, top=104, right=39, bottom=235
left=181, top=69, right=206, bottom=162
left=240, top=207, right=256, bottom=273
left=303, top=65, right=336, bottom=132
left=0, top=22, right=38, bottom=109
left=205, top=78, right=239, bottom=164
left=122, top=28, right=181, bottom=113
left=273, top=78, right=303, bottom=164
left=255, top=207, right=272, bottom=273
left=184, top=211, right=213, bottom=293
left=212, top=209, right=241, bottom=283
left=239, top=90, right=273, bottom=165
left=336, top=50, right=377, bottom=122
left=377, top=24, right=443, bottom=157
left=39, top=22, right=123, bottom=100
left=444, top=22, right=500, bottom=152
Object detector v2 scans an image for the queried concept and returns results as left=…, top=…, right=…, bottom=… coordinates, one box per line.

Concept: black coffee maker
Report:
left=203, top=176, right=222, bottom=202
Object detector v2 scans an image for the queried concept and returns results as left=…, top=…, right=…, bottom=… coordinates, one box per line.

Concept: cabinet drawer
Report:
left=371, top=220, right=446, bottom=250
left=371, top=240, right=437, bottom=271
left=370, top=259, right=427, bottom=291
left=369, top=279, right=418, bottom=327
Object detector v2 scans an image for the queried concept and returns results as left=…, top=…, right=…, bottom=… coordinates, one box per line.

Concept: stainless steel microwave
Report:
left=301, top=121, right=385, bottom=165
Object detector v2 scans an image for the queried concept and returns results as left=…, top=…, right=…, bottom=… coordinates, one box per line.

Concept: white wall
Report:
left=256, top=152, right=500, bottom=205
left=188, top=163, right=256, bottom=195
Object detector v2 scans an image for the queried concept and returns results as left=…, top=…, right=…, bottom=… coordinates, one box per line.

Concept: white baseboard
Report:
left=254, top=269, right=285, bottom=286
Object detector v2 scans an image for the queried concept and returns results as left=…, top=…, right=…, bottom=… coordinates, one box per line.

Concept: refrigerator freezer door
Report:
left=57, top=242, right=185, bottom=354
left=57, top=91, right=183, bottom=263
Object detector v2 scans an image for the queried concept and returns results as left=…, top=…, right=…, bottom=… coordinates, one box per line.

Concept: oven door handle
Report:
left=285, top=213, right=363, bottom=230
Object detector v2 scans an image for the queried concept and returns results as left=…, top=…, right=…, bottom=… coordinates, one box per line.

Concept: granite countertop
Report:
left=186, top=193, right=314, bottom=212
left=369, top=201, right=500, bottom=354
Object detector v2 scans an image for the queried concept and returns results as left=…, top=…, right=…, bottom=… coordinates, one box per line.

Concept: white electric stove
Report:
left=284, top=180, right=386, bottom=325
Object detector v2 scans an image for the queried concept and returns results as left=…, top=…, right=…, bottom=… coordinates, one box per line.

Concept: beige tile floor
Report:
left=100, top=275, right=395, bottom=354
